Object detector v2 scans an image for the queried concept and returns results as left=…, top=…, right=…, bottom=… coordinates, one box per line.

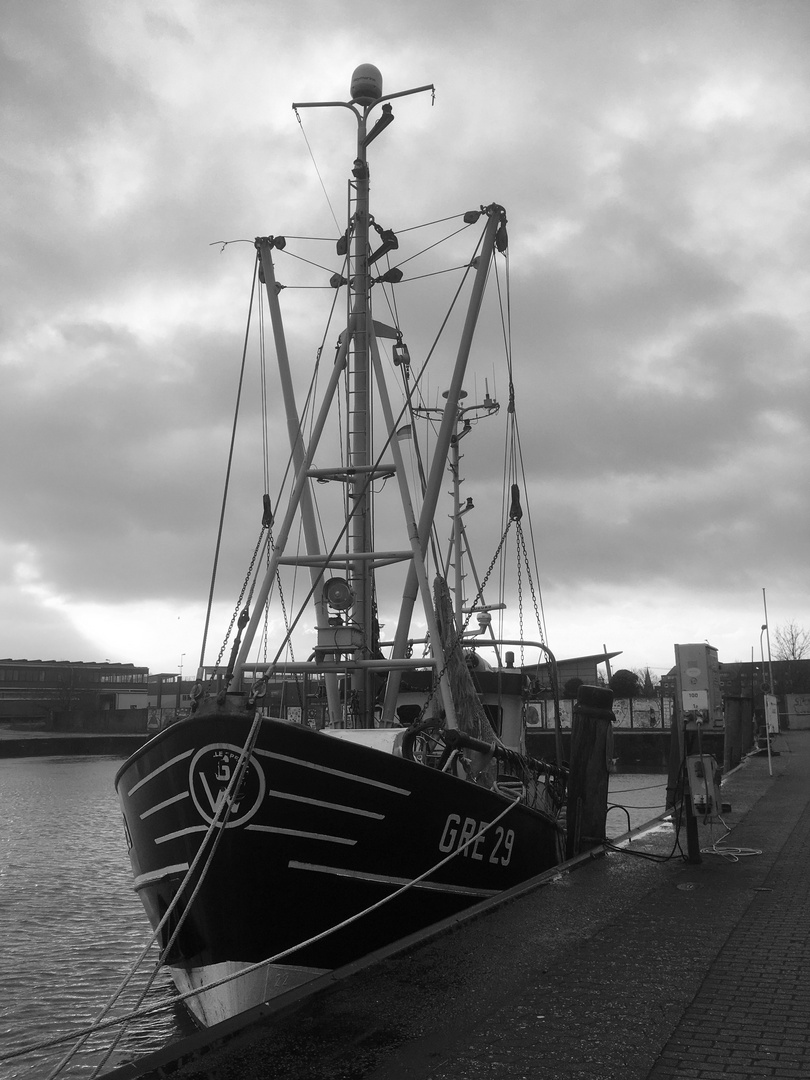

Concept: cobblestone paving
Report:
left=647, top=773, right=810, bottom=1079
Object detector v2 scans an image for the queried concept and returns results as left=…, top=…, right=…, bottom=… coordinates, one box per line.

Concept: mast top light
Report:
left=351, top=64, right=383, bottom=106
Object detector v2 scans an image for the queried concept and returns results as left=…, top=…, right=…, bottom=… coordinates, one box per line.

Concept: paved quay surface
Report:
left=108, top=731, right=809, bottom=1080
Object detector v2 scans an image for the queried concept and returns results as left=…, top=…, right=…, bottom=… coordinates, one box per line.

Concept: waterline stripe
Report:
left=288, top=861, right=499, bottom=898
left=133, top=862, right=190, bottom=889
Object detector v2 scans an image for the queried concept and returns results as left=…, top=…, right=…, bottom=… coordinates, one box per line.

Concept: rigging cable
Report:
left=294, top=108, right=342, bottom=233
left=198, top=254, right=260, bottom=673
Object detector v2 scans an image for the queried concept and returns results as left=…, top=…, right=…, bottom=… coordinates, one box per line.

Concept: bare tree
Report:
left=773, top=620, right=810, bottom=661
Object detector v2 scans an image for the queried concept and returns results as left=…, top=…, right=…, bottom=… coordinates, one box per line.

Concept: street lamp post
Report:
left=759, top=623, right=773, bottom=776
left=759, top=625, right=768, bottom=691
left=762, top=588, right=775, bottom=697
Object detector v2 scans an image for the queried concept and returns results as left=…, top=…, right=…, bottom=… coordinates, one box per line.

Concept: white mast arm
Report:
left=255, top=237, right=342, bottom=724
left=231, top=335, right=350, bottom=684
left=382, top=206, right=505, bottom=720
left=368, top=330, right=458, bottom=729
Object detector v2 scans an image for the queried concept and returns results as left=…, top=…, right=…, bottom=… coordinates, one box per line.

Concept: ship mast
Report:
left=233, top=68, right=504, bottom=733
left=237, top=67, right=433, bottom=725
left=346, top=73, right=375, bottom=724
left=343, top=67, right=434, bottom=723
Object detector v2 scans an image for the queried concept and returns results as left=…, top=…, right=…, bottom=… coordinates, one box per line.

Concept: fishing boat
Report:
left=115, top=65, right=570, bottom=1029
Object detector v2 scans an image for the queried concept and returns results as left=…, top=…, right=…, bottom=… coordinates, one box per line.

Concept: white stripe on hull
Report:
left=132, top=862, right=191, bottom=890
left=288, top=860, right=500, bottom=897
left=253, top=747, right=411, bottom=795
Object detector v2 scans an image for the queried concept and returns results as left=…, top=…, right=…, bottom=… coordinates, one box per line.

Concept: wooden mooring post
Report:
left=565, top=685, right=615, bottom=859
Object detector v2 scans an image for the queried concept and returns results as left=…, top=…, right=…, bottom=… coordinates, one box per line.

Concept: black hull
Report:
left=116, top=714, right=564, bottom=1024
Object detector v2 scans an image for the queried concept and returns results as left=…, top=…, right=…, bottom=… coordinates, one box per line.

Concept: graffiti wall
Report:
left=786, top=694, right=810, bottom=730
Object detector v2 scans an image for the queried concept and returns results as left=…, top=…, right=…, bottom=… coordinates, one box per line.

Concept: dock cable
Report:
left=1, top=795, right=521, bottom=1069
left=609, top=781, right=670, bottom=795
left=605, top=757, right=763, bottom=866
left=700, top=817, right=763, bottom=862
left=603, top=803, right=688, bottom=864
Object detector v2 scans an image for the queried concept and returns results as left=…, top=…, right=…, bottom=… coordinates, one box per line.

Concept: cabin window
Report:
left=483, top=704, right=502, bottom=736
left=395, top=704, right=422, bottom=727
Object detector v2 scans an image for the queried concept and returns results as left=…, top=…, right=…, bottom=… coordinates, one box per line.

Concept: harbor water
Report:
left=0, top=755, right=667, bottom=1079
left=0, top=756, right=196, bottom=1080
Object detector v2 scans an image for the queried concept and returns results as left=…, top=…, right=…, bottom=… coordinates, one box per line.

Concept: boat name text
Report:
left=438, top=813, right=514, bottom=865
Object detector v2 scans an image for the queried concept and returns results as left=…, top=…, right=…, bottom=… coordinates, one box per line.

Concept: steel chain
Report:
left=212, top=528, right=267, bottom=677
left=516, top=523, right=545, bottom=646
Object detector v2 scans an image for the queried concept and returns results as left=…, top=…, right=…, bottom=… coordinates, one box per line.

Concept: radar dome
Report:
left=351, top=64, right=383, bottom=106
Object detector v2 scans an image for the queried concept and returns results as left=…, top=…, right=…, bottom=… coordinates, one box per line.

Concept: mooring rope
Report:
left=4, top=794, right=522, bottom=1068
left=39, top=713, right=267, bottom=1079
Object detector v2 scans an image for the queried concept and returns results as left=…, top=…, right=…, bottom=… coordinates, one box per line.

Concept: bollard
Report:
left=565, top=685, right=615, bottom=859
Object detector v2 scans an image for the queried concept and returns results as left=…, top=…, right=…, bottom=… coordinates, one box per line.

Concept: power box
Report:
left=764, top=693, right=780, bottom=735
left=674, top=643, right=723, bottom=729
left=686, top=754, right=723, bottom=820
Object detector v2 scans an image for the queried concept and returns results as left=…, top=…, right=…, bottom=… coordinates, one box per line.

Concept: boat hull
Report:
left=115, top=713, right=564, bottom=1026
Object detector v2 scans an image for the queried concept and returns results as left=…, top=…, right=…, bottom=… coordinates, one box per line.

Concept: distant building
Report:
left=662, top=657, right=810, bottom=698
left=0, top=659, right=148, bottom=723
left=661, top=657, right=810, bottom=729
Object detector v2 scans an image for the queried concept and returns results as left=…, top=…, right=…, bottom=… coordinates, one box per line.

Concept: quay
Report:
left=0, top=726, right=147, bottom=757
left=0, top=724, right=717, bottom=769
left=104, top=730, right=810, bottom=1080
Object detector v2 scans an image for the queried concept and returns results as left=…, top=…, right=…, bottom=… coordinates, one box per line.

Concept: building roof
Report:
left=0, top=658, right=148, bottom=670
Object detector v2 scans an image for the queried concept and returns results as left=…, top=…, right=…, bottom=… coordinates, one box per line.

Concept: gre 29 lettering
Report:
left=438, top=813, right=515, bottom=866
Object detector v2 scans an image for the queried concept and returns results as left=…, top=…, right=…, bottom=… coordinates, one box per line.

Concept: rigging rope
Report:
left=199, top=254, right=260, bottom=673
left=294, top=108, right=341, bottom=233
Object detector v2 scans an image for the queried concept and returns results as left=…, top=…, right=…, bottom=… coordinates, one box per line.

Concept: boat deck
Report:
left=104, top=731, right=810, bottom=1080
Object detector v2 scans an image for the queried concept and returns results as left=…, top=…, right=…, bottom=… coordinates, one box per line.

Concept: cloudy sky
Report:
left=2, top=0, right=808, bottom=681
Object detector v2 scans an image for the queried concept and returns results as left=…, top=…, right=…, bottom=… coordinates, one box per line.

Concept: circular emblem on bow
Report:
left=189, top=743, right=265, bottom=828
